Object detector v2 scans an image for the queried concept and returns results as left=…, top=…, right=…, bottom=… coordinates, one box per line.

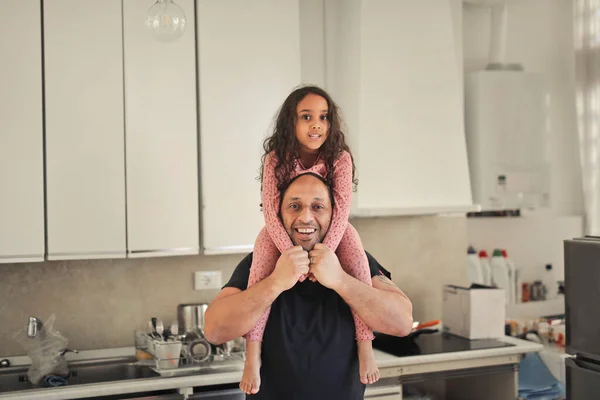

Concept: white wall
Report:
left=463, top=0, right=582, bottom=217
left=299, top=0, right=326, bottom=87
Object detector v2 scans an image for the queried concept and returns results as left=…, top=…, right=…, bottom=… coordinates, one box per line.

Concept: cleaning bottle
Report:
left=478, top=250, right=492, bottom=286
left=490, top=249, right=510, bottom=304
left=467, top=246, right=484, bottom=285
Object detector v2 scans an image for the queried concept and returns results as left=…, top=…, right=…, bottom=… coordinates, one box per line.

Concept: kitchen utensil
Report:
left=156, top=320, right=164, bottom=340
left=188, top=338, right=211, bottom=362
left=413, top=320, right=441, bottom=330
left=177, top=303, right=208, bottom=334
left=153, top=340, right=183, bottom=370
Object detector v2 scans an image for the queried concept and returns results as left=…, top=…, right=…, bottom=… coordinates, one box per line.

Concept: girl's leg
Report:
left=336, top=223, right=380, bottom=384
left=240, top=227, right=280, bottom=395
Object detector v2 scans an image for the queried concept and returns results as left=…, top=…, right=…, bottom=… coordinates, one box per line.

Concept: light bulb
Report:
left=145, top=0, right=187, bottom=42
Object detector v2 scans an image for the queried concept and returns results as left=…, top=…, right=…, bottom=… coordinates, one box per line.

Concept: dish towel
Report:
left=518, top=352, right=565, bottom=399
left=41, top=375, right=68, bottom=387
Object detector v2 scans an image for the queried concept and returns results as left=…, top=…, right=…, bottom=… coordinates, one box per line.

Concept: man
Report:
left=204, top=173, right=413, bottom=399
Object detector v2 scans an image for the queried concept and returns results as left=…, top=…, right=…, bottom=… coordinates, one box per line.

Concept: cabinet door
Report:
left=325, top=0, right=474, bottom=216
left=44, top=0, right=126, bottom=260
left=0, top=0, right=44, bottom=263
left=123, top=0, right=199, bottom=257
left=197, top=0, right=301, bottom=254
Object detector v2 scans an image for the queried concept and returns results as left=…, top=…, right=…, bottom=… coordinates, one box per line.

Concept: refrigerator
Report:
left=564, top=237, right=600, bottom=399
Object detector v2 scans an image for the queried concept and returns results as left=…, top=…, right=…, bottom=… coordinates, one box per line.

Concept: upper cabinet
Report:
left=197, top=0, right=301, bottom=254
left=123, top=0, right=199, bottom=257
left=325, top=0, right=474, bottom=216
left=44, top=0, right=127, bottom=260
left=0, top=0, right=45, bottom=263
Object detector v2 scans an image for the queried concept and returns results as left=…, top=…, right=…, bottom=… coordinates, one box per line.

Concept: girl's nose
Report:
left=311, top=124, right=321, bottom=130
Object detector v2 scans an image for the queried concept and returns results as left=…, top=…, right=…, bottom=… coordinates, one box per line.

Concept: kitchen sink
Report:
left=0, top=357, right=160, bottom=393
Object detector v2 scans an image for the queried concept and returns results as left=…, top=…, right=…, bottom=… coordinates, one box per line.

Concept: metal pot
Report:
left=177, top=303, right=208, bottom=335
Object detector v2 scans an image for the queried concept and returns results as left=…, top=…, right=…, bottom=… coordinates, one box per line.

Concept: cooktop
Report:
left=372, top=331, right=515, bottom=357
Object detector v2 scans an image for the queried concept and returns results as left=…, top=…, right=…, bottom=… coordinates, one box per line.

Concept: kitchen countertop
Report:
left=0, top=336, right=542, bottom=400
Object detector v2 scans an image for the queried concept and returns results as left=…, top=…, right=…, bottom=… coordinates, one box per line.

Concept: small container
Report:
left=521, top=283, right=530, bottom=302
left=530, top=280, right=546, bottom=301
left=153, top=340, right=183, bottom=370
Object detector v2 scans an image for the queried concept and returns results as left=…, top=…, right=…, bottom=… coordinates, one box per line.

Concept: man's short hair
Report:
left=279, top=172, right=335, bottom=210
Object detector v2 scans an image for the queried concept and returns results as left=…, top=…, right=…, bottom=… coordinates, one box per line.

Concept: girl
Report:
left=240, top=85, right=379, bottom=395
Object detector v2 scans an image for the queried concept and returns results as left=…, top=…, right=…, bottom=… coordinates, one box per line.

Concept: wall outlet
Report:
left=194, top=271, right=222, bottom=291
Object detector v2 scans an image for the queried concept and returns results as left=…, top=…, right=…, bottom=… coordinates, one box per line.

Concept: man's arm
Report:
left=309, top=243, right=413, bottom=337
left=203, top=246, right=311, bottom=344
left=203, top=280, right=282, bottom=344
left=338, top=272, right=413, bottom=337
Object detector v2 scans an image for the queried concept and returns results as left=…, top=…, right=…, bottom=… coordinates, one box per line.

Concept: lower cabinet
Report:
left=400, top=364, right=517, bottom=400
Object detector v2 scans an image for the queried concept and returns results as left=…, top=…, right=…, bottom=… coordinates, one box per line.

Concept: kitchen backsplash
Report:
left=0, top=215, right=467, bottom=357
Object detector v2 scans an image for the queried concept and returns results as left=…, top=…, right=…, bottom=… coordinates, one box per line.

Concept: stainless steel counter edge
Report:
left=0, top=370, right=244, bottom=400
left=0, top=337, right=543, bottom=400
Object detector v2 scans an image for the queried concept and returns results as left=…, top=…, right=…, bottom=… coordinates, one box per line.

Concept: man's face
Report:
left=280, top=174, right=332, bottom=251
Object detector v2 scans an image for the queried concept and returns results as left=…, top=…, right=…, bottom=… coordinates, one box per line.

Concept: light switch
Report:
left=194, top=271, right=222, bottom=291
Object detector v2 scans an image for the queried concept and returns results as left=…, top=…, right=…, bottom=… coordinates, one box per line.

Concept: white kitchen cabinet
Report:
left=123, top=0, right=199, bottom=257
left=325, top=0, right=474, bottom=216
left=0, top=0, right=45, bottom=263
left=197, top=0, right=301, bottom=254
left=44, top=0, right=127, bottom=260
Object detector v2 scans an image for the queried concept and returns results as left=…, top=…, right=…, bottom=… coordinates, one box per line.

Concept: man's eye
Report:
left=313, top=204, right=325, bottom=211
left=289, top=204, right=299, bottom=210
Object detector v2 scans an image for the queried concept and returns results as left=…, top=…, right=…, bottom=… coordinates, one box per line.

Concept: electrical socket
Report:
left=194, top=271, right=222, bottom=291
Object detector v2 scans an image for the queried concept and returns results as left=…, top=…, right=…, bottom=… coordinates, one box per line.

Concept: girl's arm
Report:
left=322, top=151, right=353, bottom=252
left=262, top=152, right=295, bottom=253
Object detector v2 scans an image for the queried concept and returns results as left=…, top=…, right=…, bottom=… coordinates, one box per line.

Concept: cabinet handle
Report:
left=128, top=248, right=199, bottom=257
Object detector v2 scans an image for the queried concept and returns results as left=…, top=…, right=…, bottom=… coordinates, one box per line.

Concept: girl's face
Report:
left=295, top=93, right=329, bottom=154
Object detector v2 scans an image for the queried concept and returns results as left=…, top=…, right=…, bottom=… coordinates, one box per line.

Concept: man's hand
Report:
left=308, top=243, right=346, bottom=289
left=268, top=246, right=310, bottom=291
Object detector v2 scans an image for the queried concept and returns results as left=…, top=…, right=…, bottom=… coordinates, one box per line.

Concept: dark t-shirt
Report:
left=224, top=251, right=388, bottom=400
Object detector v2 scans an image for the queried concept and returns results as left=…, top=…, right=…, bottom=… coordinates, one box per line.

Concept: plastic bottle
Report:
left=467, top=246, right=484, bottom=285
left=478, top=250, right=492, bottom=286
left=490, top=249, right=510, bottom=304
left=502, top=249, right=517, bottom=304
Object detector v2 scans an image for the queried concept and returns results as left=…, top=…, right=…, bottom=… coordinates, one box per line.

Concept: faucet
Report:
left=27, top=317, right=43, bottom=338
left=26, top=317, right=78, bottom=357
left=58, top=348, right=79, bottom=357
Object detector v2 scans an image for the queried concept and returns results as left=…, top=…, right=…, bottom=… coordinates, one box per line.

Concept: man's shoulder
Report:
left=222, top=252, right=253, bottom=290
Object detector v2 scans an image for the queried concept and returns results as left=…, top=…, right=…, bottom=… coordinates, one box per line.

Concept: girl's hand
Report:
left=308, top=243, right=345, bottom=289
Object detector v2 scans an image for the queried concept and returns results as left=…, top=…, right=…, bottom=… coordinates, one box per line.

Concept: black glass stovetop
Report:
left=372, top=331, right=514, bottom=358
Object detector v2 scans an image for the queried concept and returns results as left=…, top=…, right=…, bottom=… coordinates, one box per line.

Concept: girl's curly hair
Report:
left=259, top=85, right=357, bottom=193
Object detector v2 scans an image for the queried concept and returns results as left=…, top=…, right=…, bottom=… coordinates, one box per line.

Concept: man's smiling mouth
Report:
left=296, top=227, right=316, bottom=234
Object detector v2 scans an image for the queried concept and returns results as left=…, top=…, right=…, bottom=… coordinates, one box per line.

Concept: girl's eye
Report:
left=301, top=115, right=311, bottom=121
left=320, top=115, right=328, bottom=121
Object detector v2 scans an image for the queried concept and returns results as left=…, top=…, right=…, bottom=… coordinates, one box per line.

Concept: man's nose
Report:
left=297, top=207, right=314, bottom=223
